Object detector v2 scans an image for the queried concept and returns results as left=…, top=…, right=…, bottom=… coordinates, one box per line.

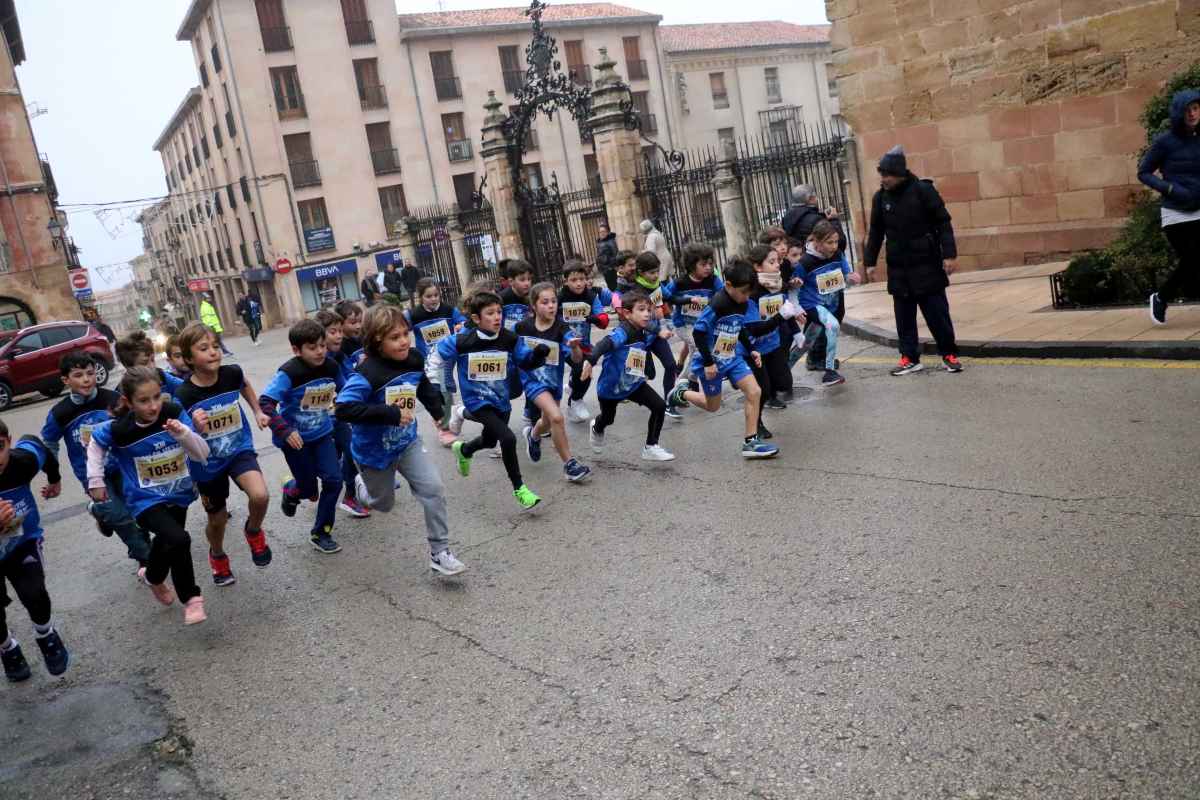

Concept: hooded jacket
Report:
left=595, top=232, right=619, bottom=272
left=1138, top=89, right=1200, bottom=213
left=863, top=172, right=957, bottom=297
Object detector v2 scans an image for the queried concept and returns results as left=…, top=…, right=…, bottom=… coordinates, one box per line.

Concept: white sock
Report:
left=33, top=622, right=53, bottom=638
left=1, top=636, right=15, bottom=651
left=792, top=332, right=806, bottom=348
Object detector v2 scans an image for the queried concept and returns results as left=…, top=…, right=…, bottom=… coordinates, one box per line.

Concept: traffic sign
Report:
left=69, top=269, right=90, bottom=292
left=274, top=257, right=293, bottom=274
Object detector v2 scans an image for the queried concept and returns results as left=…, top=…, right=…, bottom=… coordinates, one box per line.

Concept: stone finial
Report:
left=594, top=46, right=623, bottom=88
left=483, top=90, right=506, bottom=126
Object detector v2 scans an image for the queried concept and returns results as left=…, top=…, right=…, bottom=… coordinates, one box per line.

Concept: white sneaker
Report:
left=589, top=420, right=605, bottom=453
left=641, top=444, right=675, bottom=462
left=488, top=445, right=503, bottom=459
left=354, top=474, right=371, bottom=508
left=430, top=548, right=467, bottom=576
left=448, top=404, right=465, bottom=435
left=566, top=401, right=591, bottom=423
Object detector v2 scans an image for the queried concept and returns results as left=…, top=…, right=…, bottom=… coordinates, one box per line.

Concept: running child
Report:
left=747, top=243, right=794, bottom=417
left=500, top=259, right=535, bottom=413
left=40, top=353, right=151, bottom=575
left=406, top=277, right=467, bottom=447
left=613, top=250, right=637, bottom=295
left=334, top=305, right=467, bottom=576
left=626, top=253, right=681, bottom=419
left=668, top=260, right=801, bottom=459
left=663, top=242, right=723, bottom=383
left=315, top=309, right=370, bottom=520
left=0, top=422, right=69, bottom=681
left=586, top=288, right=675, bottom=462
left=174, top=322, right=273, bottom=587
left=516, top=281, right=592, bottom=482
left=795, top=220, right=860, bottom=386
left=87, top=367, right=210, bottom=625
left=260, top=320, right=346, bottom=554
left=429, top=290, right=550, bottom=511
left=557, top=260, right=610, bottom=423
left=164, top=336, right=191, bottom=380
left=336, top=300, right=366, bottom=367
left=115, top=331, right=184, bottom=398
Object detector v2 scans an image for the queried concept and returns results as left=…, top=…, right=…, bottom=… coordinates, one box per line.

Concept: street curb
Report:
left=841, top=317, right=1200, bottom=361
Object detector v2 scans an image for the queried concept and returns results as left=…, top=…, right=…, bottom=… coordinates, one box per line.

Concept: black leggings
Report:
left=568, top=357, right=591, bottom=403
left=136, top=504, right=200, bottom=603
left=0, top=540, right=51, bottom=640
left=462, top=406, right=524, bottom=490
left=594, top=383, right=665, bottom=446
left=647, top=336, right=677, bottom=397
left=1161, top=219, right=1200, bottom=304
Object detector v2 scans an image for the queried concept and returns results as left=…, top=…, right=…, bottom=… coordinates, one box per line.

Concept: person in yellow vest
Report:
left=199, top=294, right=234, bottom=356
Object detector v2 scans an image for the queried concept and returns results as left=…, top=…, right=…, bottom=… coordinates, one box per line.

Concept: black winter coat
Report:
left=595, top=233, right=619, bottom=272
left=1137, top=89, right=1200, bottom=212
left=863, top=174, right=957, bottom=297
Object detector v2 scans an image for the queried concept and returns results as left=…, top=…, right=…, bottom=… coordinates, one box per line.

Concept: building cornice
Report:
left=399, top=14, right=661, bottom=41
left=176, top=0, right=213, bottom=41
left=153, top=88, right=203, bottom=152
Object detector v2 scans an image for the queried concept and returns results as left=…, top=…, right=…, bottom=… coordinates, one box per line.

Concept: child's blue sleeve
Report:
left=336, top=374, right=370, bottom=405
left=714, top=277, right=725, bottom=291
left=693, top=307, right=714, bottom=336
left=39, top=413, right=62, bottom=456
left=452, top=308, right=467, bottom=328
left=260, top=370, right=290, bottom=402
left=14, top=438, right=46, bottom=469
left=162, top=371, right=184, bottom=396
left=434, top=336, right=457, bottom=385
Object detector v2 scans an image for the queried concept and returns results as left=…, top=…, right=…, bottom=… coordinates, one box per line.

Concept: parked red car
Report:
left=0, top=320, right=115, bottom=410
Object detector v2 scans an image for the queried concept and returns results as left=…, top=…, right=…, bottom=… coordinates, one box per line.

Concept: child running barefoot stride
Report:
left=516, top=282, right=592, bottom=482
left=668, top=260, right=801, bottom=459
left=586, top=288, right=675, bottom=462
left=260, top=320, right=346, bottom=554
left=428, top=290, right=550, bottom=511
left=173, top=323, right=273, bottom=587
left=88, top=367, right=211, bottom=625
left=0, top=423, right=70, bottom=681
left=406, top=278, right=467, bottom=447
left=557, top=260, right=610, bottom=423
left=334, top=305, right=466, bottom=576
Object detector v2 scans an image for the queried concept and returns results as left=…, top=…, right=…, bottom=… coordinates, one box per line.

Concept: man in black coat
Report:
left=863, top=146, right=963, bottom=375
left=594, top=222, right=619, bottom=290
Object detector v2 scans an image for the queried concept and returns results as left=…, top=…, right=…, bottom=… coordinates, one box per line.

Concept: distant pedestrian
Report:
left=640, top=219, right=674, bottom=281
left=198, top=294, right=233, bottom=356
left=400, top=261, right=421, bottom=308
left=93, top=316, right=116, bottom=344
left=236, top=293, right=263, bottom=346
left=382, top=262, right=405, bottom=301
left=595, top=221, right=619, bottom=290
left=1139, top=89, right=1200, bottom=326
left=360, top=271, right=380, bottom=307
left=863, top=146, right=963, bottom=375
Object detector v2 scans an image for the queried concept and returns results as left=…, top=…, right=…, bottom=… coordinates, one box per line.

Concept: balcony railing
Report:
left=627, top=58, right=648, bottom=80
left=579, top=125, right=594, bottom=145
left=359, top=84, right=387, bottom=110
left=523, top=129, right=539, bottom=151
left=239, top=243, right=250, bottom=267
left=225, top=110, right=237, bottom=137
left=276, top=92, right=307, bottom=119
left=712, top=92, right=729, bottom=109
left=434, top=76, right=461, bottom=101
left=289, top=159, right=321, bottom=188
left=640, top=112, right=657, bottom=134
left=502, top=69, right=524, bottom=94
left=213, top=123, right=223, bottom=148
left=261, top=26, right=293, bottom=52
left=446, top=138, right=472, bottom=162
left=345, top=19, right=375, bottom=45
left=569, top=64, right=592, bottom=86
left=371, top=148, right=401, bottom=175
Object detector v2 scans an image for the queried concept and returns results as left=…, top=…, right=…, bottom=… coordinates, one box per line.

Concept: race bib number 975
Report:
left=135, top=449, right=187, bottom=488
left=817, top=270, right=846, bottom=295
left=467, top=352, right=508, bottom=381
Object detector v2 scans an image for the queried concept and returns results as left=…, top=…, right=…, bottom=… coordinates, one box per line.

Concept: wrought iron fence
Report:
left=517, top=178, right=607, bottom=284
left=461, top=204, right=502, bottom=286
left=560, top=184, right=608, bottom=269
left=635, top=144, right=726, bottom=275
left=408, top=204, right=461, bottom=305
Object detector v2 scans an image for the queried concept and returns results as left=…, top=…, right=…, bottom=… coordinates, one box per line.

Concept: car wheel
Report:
left=0, top=382, right=12, bottom=411
left=94, top=360, right=111, bottom=387
left=39, top=383, right=64, bottom=399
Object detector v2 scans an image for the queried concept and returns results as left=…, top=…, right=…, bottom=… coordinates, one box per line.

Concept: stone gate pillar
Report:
left=446, top=204, right=473, bottom=291
left=588, top=48, right=645, bottom=254
left=714, top=139, right=751, bottom=257
left=480, top=91, right=524, bottom=261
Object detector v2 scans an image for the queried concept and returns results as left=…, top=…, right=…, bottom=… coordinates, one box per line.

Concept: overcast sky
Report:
left=18, top=0, right=829, bottom=291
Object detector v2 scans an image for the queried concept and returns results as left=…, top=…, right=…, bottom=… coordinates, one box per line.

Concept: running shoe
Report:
left=451, top=440, right=472, bottom=477
left=1149, top=292, right=1167, bottom=325
left=514, top=484, right=542, bottom=510
left=763, top=395, right=788, bottom=409
left=523, top=425, right=542, bottom=463
left=280, top=478, right=299, bottom=517
left=566, top=401, right=591, bottom=423
left=757, top=422, right=773, bottom=440
left=448, top=404, right=466, bottom=435
left=310, top=527, right=342, bottom=554
left=209, top=551, right=236, bottom=587
left=667, top=379, right=690, bottom=409
left=338, top=496, right=371, bottom=518
left=822, top=370, right=846, bottom=386
left=890, top=357, right=924, bottom=376
left=942, top=355, right=963, bottom=373
left=34, top=630, right=69, bottom=676
left=430, top=548, right=467, bottom=576
left=244, top=528, right=272, bottom=567
left=741, top=436, right=779, bottom=459
left=563, top=458, right=592, bottom=483
left=488, top=445, right=503, bottom=459
left=437, top=428, right=457, bottom=448
left=640, top=444, right=676, bottom=462
left=1, top=642, right=30, bottom=682
left=149, top=580, right=176, bottom=606
left=664, top=404, right=683, bottom=421
left=589, top=420, right=605, bottom=453
left=183, top=596, right=207, bottom=625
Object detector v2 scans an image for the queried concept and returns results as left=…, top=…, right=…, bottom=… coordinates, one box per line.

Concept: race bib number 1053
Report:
left=135, top=449, right=187, bottom=488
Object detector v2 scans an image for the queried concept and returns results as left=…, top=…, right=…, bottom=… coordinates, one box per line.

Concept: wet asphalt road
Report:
left=1, top=327, right=1197, bottom=799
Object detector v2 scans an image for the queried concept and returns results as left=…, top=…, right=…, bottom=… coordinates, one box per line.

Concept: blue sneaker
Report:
left=741, top=436, right=779, bottom=459
left=2, top=641, right=31, bottom=682
left=280, top=477, right=299, bottom=518
left=35, top=629, right=69, bottom=676
left=310, top=527, right=342, bottom=554
left=563, top=458, right=592, bottom=483
left=522, top=424, right=542, bottom=463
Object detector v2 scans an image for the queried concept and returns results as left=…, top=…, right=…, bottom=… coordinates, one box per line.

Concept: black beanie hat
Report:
left=878, top=145, right=907, bottom=177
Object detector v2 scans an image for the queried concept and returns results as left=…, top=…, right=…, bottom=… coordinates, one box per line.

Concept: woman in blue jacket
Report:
left=1138, top=89, right=1200, bottom=325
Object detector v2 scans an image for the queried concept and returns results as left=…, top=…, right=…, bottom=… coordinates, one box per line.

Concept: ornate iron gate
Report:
left=635, top=146, right=726, bottom=275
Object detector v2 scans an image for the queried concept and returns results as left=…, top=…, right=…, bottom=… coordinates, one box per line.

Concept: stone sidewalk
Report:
left=842, top=262, right=1200, bottom=359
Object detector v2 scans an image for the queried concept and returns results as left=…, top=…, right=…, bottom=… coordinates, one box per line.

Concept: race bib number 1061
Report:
left=467, top=352, right=508, bottom=381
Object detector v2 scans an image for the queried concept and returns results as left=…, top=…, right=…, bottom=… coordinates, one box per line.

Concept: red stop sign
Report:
left=69, top=270, right=90, bottom=290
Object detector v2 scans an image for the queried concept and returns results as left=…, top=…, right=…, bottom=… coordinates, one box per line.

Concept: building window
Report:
left=565, top=40, right=590, bottom=86
left=354, top=58, right=387, bottom=109
left=826, top=64, right=839, bottom=98
left=366, top=123, right=400, bottom=175
left=430, top=51, right=461, bottom=101
left=270, top=66, right=306, bottom=119
left=500, top=45, right=523, bottom=94
left=623, top=36, right=647, bottom=81
left=451, top=173, right=476, bottom=210
left=256, top=0, right=291, bottom=52
left=521, top=163, right=544, bottom=191
left=765, top=67, right=781, bottom=104
left=298, top=198, right=334, bottom=252
left=710, top=72, right=729, bottom=109
left=378, top=185, right=408, bottom=235
left=341, top=0, right=375, bottom=45
left=442, top=113, right=471, bottom=161
left=632, top=91, right=655, bottom=133
left=284, top=133, right=320, bottom=188
left=583, top=153, right=599, bottom=187
left=717, top=127, right=735, bottom=150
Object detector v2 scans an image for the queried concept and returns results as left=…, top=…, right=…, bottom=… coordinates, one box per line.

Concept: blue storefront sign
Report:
left=242, top=267, right=274, bottom=283
left=295, top=258, right=362, bottom=313
left=304, top=226, right=335, bottom=254
left=374, top=248, right=402, bottom=270
left=295, top=258, right=357, bottom=283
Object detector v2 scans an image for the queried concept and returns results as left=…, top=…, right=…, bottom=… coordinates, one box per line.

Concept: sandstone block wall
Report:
left=828, top=0, right=1198, bottom=271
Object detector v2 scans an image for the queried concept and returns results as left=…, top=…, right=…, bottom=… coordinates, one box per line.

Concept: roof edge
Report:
left=664, top=40, right=831, bottom=56
left=152, top=87, right=203, bottom=152
left=399, top=13, right=662, bottom=40
left=176, top=0, right=213, bottom=41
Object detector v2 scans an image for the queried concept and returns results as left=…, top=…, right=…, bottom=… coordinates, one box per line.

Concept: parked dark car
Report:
left=0, top=321, right=115, bottom=410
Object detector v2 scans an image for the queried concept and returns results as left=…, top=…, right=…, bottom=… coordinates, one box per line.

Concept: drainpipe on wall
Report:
left=404, top=39, right=442, bottom=205
left=811, top=52, right=826, bottom=120
left=651, top=30, right=675, bottom=149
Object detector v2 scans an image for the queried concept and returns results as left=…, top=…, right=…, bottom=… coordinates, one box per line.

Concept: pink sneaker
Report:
left=437, top=428, right=457, bottom=448
left=183, top=596, right=207, bottom=625
left=148, top=580, right=176, bottom=606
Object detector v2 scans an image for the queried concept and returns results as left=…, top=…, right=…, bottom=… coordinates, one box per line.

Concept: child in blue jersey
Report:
left=747, top=244, right=794, bottom=429
left=41, top=353, right=151, bottom=575
left=664, top=242, right=723, bottom=385
left=260, top=320, right=346, bottom=554
left=335, top=305, right=466, bottom=576
left=668, top=260, right=801, bottom=459
left=406, top=278, right=467, bottom=448
left=796, top=221, right=860, bottom=386
left=626, top=253, right=682, bottom=419
left=336, top=300, right=366, bottom=367
left=116, top=331, right=184, bottom=398
left=517, top=282, right=591, bottom=482
left=428, top=290, right=550, bottom=511
left=165, top=336, right=192, bottom=381
left=585, top=288, right=675, bottom=462
left=0, top=420, right=69, bottom=681
left=557, top=260, right=610, bottom=424
left=87, top=367, right=211, bottom=625
left=174, top=323, right=273, bottom=587
left=315, top=309, right=370, bottom=520
left=499, top=260, right=535, bottom=411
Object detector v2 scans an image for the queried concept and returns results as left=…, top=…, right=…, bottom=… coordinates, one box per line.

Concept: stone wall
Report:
left=828, top=0, right=1199, bottom=272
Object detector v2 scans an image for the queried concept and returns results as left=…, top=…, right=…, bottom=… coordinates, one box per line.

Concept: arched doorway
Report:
left=0, top=297, right=35, bottom=331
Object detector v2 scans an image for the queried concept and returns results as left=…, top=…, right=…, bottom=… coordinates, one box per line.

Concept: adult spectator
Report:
left=783, top=184, right=848, bottom=370
left=93, top=316, right=116, bottom=344
left=236, top=292, right=263, bottom=346
left=381, top=261, right=405, bottom=301
left=199, top=293, right=234, bottom=356
left=640, top=219, right=674, bottom=280
left=863, top=146, right=963, bottom=375
left=595, top=221, right=620, bottom=290
left=400, top=260, right=421, bottom=307
left=360, top=271, right=380, bottom=307
left=1139, top=89, right=1200, bottom=326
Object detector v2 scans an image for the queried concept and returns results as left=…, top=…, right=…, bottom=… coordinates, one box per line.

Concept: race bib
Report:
left=561, top=302, right=590, bottom=323
left=0, top=513, right=22, bottom=542
left=420, top=319, right=451, bottom=345
left=682, top=295, right=708, bottom=319
left=78, top=424, right=94, bottom=447
left=524, top=337, right=559, bottom=366
left=135, top=448, right=187, bottom=488
left=817, top=270, right=846, bottom=295
left=714, top=332, right=738, bottom=358
left=467, top=352, right=508, bottom=381
left=624, top=348, right=646, bottom=379
left=300, top=383, right=336, bottom=412
left=759, top=294, right=784, bottom=318
left=385, top=384, right=417, bottom=423
left=204, top=401, right=243, bottom=439
left=649, top=287, right=663, bottom=307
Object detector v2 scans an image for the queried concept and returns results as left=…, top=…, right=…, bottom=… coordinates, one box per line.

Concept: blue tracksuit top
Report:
left=665, top=274, right=724, bottom=328
left=90, top=404, right=198, bottom=518
left=591, top=321, right=656, bottom=400
left=336, top=352, right=442, bottom=470
left=557, top=286, right=606, bottom=347
left=749, top=287, right=786, bottom=355
left=500, top=287, right=530, bottom=333
left=433, top=328, right=545, bottom=414
left=260, top=357, right=345, bottom=446
left=515, top=316, right=580, bottom=399
left=0, top=437, right=59, bottom=561
left=41, top=388, right=120, bottom=486
left=796, top=251, right=852, bottom=311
